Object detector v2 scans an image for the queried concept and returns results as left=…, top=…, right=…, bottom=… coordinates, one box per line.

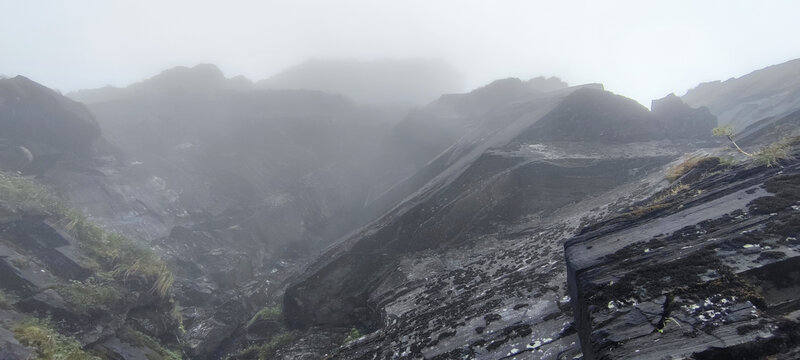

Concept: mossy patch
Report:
left=13, top=317, right=100, bottom=360
left=54, top=278, right=123, bottom=314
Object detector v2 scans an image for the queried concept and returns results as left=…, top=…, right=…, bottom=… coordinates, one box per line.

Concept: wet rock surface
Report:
left=566, top=152, right=800, bottom=359
left=283, top=83, right=720, bottom=359
left=4, top=59, right=800, bottom=359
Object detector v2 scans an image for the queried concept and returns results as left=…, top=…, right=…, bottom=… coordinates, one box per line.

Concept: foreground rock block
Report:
left=566, top=160, right=800, bottom=359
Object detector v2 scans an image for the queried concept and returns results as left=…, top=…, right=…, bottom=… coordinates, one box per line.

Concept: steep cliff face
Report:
left=282, top=84, right=718, bottom=358
left=683, top=58, right=800, bottom=131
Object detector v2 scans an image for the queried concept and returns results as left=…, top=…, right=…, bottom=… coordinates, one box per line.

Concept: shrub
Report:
left=343, top=328, right=363, bottom=343
left=712, top=125, right=752, bottom=156
left=13, top=318, right=100, bottom=360
left=753, top=136, right=800, bottom=167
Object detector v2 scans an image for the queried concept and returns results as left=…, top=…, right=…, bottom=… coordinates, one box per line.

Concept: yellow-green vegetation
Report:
left=247, top=304, right=283, bottom=328
left=13, top=317, right=100, bottom=360
left=0, top=171, right=173, bottom=298
left=117, top=326, right=182, bottom=360
left=170, top=300, right=186, bottom=334
left=666, top=156, right=710, bottom=183
left=0, top=171, right=68, bottom=217
left=627, top=182, right=690, bottom=219
left=0, top=289, right=13, bottom=308
left=343, top=328, right=363, bottom=343
left=753, top=136, right=800, bottom=167
left=70, top=217, right=174, bottom=298
left=55, top=279, right=122, bottom=313
left=233, top=331, right=297, bottom=360
left=718, top=155, right=737, bottom=167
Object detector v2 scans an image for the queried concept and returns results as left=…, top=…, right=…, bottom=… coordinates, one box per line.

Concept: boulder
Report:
left=0, top=76, right=101, bottom=157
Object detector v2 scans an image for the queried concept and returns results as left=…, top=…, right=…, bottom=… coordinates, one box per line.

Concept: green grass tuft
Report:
left=343, top=328, right=363, bottom=343
left=55, top=279, right=122, bottom=313
left=0, top=171, right=174, bottom=299
left=247, top=304, right=283, bottom=328
left=13, top=317, right=100, bottom=360
left=0, top=289, right=14, bottom=309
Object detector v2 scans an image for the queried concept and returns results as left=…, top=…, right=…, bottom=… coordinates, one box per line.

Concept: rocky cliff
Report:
left=3, top=58, right=800, bottom=359
left=683, top=58, right=800, bottom=131
left=281, top=83, right=721, bottom=359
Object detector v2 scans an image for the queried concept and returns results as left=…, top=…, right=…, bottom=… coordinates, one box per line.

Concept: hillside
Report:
left=3, top=58, right=800, bottom=359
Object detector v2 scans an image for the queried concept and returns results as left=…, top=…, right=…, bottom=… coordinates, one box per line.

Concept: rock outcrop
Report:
left=282, top=84, right=719, bottom=358
left=683, top=58, right=800, bottom=131
left=566, top=147, right=800, bottom=359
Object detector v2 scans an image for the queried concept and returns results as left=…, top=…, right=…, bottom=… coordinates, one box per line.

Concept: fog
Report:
left=3, top=0, right=800, bottom=106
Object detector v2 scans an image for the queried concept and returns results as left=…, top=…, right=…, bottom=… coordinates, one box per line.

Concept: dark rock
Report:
left=651, top=93, right=717, bottom=140
left=565, top=157, right=800, bottom=359
left=0, top=76, right=101, bottom=157
left=285, top=85, right=680, bottom=331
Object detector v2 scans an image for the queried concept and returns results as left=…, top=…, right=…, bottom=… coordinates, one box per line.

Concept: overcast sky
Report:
left=2, top=0, right=799, bottom=106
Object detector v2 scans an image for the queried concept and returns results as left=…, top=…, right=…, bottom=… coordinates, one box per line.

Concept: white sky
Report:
left=2, top=0, right=799, bottom=106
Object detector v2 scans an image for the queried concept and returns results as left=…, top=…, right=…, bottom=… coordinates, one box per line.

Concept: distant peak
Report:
left=68, top=64, right=253, bottom=103
left=526, top=76, right=568, bottom=92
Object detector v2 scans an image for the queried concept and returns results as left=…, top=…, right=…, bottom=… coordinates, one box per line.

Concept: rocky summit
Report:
left=2, top=58, right=800, bottom=360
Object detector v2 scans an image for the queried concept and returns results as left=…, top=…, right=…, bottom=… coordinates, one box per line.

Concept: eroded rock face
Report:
left=283, top=83, right=720, bottom=359
left=565, top=152, right=800, bottom=359
left=682, top=58, right=800, bottom=130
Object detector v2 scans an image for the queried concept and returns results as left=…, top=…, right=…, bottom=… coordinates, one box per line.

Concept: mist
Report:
left=3, top=1, right=800, bottom=359
left=2, top=1, right=800, bottom=106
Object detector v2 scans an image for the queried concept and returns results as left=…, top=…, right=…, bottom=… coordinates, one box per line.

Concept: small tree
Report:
left=712, top=125, right=752, bottom=156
